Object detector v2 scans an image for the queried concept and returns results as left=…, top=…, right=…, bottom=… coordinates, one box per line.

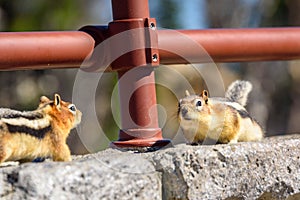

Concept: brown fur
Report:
left=179, top=88, right=264, bottom=144
left=0, top=94, right=81, bottom=163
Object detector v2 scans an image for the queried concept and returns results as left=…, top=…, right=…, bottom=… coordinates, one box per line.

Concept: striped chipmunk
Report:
left=178, top=80, right=264, bottom=144
left=0, top=94, right=81, bottom=163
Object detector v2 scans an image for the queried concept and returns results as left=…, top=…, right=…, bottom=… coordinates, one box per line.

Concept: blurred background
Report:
left=0, top=0, right=299, bottom=154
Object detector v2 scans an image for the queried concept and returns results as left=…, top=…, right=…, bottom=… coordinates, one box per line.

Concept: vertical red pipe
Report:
left=111, top=0, right=150, bottom=20
left=110, top=0, right=170, bottom=150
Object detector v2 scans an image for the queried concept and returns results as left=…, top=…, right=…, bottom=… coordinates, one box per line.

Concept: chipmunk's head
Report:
left=178, top=90, right=210, bottom=122
left=178, top=90, right=211, bottom=142
left=39, top=94, right=82, bottom=130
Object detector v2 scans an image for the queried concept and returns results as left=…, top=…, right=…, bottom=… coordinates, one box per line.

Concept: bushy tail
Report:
left=225, top=80, right=252, bottom=106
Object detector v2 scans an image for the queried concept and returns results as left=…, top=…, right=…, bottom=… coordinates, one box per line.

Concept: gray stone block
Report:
left=152, top=135, right=300, bottom=199
left=0, top=149, right=161, bottom=200
left=1, top=135, right=299, bottom=200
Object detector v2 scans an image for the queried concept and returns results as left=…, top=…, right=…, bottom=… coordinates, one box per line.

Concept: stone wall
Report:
left=1, top=134, right=299, bottom=200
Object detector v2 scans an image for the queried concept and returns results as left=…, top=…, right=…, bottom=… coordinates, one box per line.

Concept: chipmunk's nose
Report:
left=181, top=107, right=188, bottom=117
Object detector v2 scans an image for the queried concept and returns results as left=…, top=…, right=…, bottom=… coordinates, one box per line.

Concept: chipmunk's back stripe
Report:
left=228, top=105, right=262, bottom=128
left=237, top=109, right=251, bottom=119
left=6, top=124, right=51, bottom=139
left=227, top=105, right=252, bottom=120
left=3, top=114, right=43, bottom=120
left=0, top=109, right=43, bottom=120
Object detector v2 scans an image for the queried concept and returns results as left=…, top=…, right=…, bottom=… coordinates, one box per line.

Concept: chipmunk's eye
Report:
left=195, top=100, right=202, bottom=107
left=68, top=104, right=76, bottom=113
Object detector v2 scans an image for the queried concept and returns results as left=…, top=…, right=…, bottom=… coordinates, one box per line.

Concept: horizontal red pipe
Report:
left=158, top=28, right=300, bottom=63
left=1, top=28, right=300, bottom=71
left=0, top=31, right=94, bottom=70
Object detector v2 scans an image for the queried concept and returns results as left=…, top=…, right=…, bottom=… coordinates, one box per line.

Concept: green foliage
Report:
left=0, top=0, right=82, bottom=31
left=155, top=0, right=180, bottom=29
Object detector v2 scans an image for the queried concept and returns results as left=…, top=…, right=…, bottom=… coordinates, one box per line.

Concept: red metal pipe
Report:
left=110, top=0, right=170, bottom=149
left=1, top=28, right=300, bottom=70
left=158, top=28, right=300, bottom=63
left=115, top=68, right=168, bottom=148
left=0, top=31, right=94, bottom=70
left=111, top=0, right=150, bottom=20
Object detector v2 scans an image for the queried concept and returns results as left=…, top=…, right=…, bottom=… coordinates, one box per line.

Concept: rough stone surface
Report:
left=0, top=134, right=300, bottom=200
left=0, top=149, right=161, bottom=200
left=151, top=135, right=300, bottom=200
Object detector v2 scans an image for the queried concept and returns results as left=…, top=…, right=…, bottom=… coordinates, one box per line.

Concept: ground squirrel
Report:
left=178, top=80, right=264, bottom=144
left=0, top=94, right=81, bottom=163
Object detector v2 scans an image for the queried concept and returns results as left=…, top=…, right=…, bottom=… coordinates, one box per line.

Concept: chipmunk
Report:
left=178, top=80, right=264, bottom=144
left=0, top=94, right=81, bottom=163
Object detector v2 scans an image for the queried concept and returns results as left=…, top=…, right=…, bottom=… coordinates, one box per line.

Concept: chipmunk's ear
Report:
left=201, top=90, right=209, bottom=104
left=54, top=94, right=61, bottom=108
left=40, top=96, right=50, bottom=104
left=185, top=90, right=190, bottom=97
